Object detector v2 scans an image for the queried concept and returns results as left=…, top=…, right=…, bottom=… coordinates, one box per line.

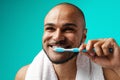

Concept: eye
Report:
left=63, top=28, right=75, bottom=33
left=45, top=27, right=55, bottom=32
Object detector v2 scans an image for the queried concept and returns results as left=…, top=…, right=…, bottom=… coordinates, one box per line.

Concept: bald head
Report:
left=44, top=2, right=86, bottom=29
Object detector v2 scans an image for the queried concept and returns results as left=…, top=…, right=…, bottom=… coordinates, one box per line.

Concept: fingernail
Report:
left=90, top=53, right=95, bottom=56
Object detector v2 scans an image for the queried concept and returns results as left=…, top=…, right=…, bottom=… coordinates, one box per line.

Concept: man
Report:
left=15, top=3, right=120, bottom=80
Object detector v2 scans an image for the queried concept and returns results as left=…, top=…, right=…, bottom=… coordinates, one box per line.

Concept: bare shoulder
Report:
left=15, top=65, right=29, bottom=80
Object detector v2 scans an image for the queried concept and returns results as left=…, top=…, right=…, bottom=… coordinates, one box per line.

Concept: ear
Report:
left=81, top=29, right=87, bottom=43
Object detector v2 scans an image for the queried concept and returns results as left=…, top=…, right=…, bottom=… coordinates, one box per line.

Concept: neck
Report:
left=53, top=56, right=77, bottom=80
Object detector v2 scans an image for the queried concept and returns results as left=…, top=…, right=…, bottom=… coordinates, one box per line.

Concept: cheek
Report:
left=66, top=33, right=82, bottom=46
left=42, top=32, right=52, bottom=43
left=67, top=35, right=78, bottom=45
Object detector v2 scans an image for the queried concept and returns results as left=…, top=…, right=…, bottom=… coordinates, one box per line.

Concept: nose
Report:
left=52, top=29, right=65, bottom=41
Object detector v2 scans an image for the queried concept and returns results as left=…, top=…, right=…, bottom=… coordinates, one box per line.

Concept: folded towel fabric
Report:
left=25, top=50, right=105, bottom=80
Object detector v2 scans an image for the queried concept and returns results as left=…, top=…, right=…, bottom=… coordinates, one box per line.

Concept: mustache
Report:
left=48, top=40, right=72, bottom=48
left=49, top=40, right=67, bottom=45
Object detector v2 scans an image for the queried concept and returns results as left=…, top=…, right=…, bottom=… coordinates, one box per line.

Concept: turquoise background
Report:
left=0, top=0, right=120, bottom=80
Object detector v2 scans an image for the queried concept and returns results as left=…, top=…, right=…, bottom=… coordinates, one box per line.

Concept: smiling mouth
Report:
left=48, top=44, right=71, bottom=50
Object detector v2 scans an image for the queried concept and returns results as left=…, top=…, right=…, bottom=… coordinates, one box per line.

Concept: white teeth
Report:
left=52, top=46, right=62, bottom=49
left=52, top=46, right=63, bottom=52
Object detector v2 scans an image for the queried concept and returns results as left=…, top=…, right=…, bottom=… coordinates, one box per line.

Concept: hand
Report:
left=80, top=38, right=120, bottom=76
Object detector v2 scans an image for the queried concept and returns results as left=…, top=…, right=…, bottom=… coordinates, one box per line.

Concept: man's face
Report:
left=42, top=5, right=86, bottom=64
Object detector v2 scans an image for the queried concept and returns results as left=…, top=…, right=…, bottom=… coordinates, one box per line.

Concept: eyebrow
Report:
left=44, top=23, right=77, bottom=28
left=44, top=23, right=55, bottom=27
left=63, top=23, right=77, bottom=28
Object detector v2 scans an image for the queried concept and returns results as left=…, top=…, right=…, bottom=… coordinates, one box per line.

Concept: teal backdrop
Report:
left=0, top=0, right=120, bottom=80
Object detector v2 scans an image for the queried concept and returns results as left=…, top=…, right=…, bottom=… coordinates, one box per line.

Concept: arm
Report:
left=103, top=68, right=120, bottom=80
left=15, top=65, right=29, bottom=80
left=113, top=65, right=120, bottom=77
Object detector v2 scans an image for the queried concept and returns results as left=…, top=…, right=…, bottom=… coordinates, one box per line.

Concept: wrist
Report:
left=113, top=67, right=120, bottom=77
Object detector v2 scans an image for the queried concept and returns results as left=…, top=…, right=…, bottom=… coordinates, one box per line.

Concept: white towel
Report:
left=25, top=50, right=105, bottom=80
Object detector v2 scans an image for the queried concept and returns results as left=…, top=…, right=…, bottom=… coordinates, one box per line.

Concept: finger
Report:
left=79, top=43, right=87, bottom=55
left=101, top=38, right=115, bottom=56
left=102, top=42, right=111, bottom=56
left=94, top=41, right=104, bottom=56
left=114, top=44, right=120, bottom=57
left=79, top=44, right=95, bottom=57
left=86, top=40, right=98, bottom=52
left=79, top=43, right=86, bottom=51
left=106, top=38, right=119, bottom=57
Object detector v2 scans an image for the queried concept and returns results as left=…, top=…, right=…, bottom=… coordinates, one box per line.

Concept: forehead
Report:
left=44, top=5, right=83, bottom=25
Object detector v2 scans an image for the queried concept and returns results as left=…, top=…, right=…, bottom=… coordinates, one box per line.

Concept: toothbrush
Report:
left=53, top=47, right=87, bottom=53
left=53, top=47, right=113, bottom=53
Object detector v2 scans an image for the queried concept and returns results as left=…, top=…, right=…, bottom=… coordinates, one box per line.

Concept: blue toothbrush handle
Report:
left=54, top=47, right=113, bottom=53
left=80, top=48, right=113, bottom=53
left=72, top=48, right=87, bottom=52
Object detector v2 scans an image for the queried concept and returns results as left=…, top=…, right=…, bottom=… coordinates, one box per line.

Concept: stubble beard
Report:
left=43, top=46, right=79, bottom=64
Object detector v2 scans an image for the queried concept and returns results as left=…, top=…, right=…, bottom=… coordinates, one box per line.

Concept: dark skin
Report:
left=15, top=4, right=120, bottom=80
